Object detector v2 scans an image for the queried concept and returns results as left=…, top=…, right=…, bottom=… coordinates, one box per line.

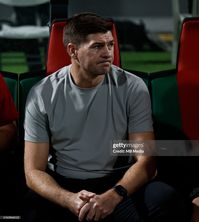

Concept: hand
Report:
left=193, top=197, right=199, bottom=207
left=78, top=189, right=123, bottom=221
left=67, top=190, right=96, bottom=216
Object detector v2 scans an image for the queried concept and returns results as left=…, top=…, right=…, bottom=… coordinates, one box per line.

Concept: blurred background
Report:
left=0, top=0, right=191, bottom=73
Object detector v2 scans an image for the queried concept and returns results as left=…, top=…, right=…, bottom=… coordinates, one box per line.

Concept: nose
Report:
left=102, top=44, right=113, bottom=58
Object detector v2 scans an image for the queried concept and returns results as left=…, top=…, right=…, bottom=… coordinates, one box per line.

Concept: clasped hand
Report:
left=78, top=189, right=121, bottom=221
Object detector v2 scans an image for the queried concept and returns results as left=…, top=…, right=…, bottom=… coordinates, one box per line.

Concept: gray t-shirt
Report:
left=24, top=65, right=153, bottom=179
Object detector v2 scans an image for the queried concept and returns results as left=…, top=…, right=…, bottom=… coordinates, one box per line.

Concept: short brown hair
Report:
left=63, top=12, right=112, bottom=47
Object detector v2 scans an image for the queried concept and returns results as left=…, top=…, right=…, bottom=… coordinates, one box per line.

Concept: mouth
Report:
left=98, top=61, right=112, bottom=65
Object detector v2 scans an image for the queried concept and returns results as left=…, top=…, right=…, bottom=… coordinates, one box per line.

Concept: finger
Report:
left=79, top=196, right=90, bottom=202
left=79, top=195, right=95, bottom=202
left=79, top=192, right=96, bottom=201
left=86, top=204, right=95, bottom=221
left=76, top=200, right=87, bottom=214
left=78, top=203, right=91, bottom=222
left=94, top=209, right=102, bottom=221
left=92, top=202, right=104, bottom=221
left=79, top=195, right=90, bottom=202
left=80, top=190, right=96, bottom=197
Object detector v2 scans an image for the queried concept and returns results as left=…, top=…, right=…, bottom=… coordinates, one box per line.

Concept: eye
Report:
left=92, top=44, right=102, bottom=49
left=108, top=42, right=114, bottom=48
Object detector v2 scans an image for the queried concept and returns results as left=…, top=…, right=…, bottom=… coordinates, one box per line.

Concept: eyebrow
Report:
left=91, top=40, right=115, bottom=45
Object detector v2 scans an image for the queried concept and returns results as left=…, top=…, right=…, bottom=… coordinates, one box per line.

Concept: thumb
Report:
left=79, top=190, right=96, bottom=201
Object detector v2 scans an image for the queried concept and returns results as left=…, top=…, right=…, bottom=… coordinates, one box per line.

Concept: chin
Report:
left=99, top=66, right=111, bottom=75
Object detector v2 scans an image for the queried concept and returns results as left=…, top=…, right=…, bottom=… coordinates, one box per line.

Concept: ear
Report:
left=67, top=43, right=78, bottom=59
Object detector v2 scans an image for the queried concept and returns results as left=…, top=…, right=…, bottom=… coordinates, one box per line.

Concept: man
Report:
left=0, top=74, right=18, bottom=150
left=0, top=73, right=18, bottom=213
left=24, top=13, right=187, bottom=222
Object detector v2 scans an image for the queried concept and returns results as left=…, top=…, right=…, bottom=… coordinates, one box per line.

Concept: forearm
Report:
left=26, top=169, right=74, bottom=209
left=116, top=132, right=156, bottom=196
left=116, top=157, right=156, bottom=196
left=0, top=123, right=17, bottom=150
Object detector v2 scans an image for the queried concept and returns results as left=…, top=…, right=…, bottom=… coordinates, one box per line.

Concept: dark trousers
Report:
left=23, top=172, right=188, bottom=222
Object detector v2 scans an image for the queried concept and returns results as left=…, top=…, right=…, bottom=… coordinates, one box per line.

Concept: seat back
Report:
left=151, top=70, right=182, bottom=132
left=177, top=17, right=199, bottom=139
left=46, top=19, right=121, bottom=75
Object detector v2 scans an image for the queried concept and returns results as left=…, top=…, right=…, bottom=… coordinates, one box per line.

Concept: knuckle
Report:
left=102, top=209, right=109, bottom=215
left=93, top=203, right=100, bottom=209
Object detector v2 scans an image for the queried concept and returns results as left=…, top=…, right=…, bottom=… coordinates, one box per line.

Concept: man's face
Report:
left=75, top=31, right=114, bottom=76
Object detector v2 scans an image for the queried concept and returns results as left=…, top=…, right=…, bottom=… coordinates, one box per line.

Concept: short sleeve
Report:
left=24, top=88, right=50, bottom=142
left=127, top=78, right=153, bottom=133
left=0, top=75, right=18, bottom=124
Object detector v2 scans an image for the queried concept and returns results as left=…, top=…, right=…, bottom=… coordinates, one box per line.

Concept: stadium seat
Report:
left=171, top=0, right=199, bottom=64
left=151, top=17, right=199, bottom=141
left=150, top=18, right=199, bottom=196
left=177, top=17, right=199, bottom=140
left=150, top=69, right=181, bottom=132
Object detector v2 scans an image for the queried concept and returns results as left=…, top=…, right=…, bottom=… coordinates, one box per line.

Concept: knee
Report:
left=145, top=181, right=188, bottom=221
left=145, top=181, right=183, bottom=206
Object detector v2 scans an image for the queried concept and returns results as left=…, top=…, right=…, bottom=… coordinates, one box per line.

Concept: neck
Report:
left=70, top=65, right=105, bottom=88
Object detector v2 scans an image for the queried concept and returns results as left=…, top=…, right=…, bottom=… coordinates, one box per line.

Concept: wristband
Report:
left=113, top=185, right=128, bottom=199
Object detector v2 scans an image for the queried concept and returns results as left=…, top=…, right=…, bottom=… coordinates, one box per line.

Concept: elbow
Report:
left=140, top=156, right=157, bottom=180
left=147, top=158, right=157, bottom=180
left=24, top=167, right=36, bottom=190
left=25, top=170, right=32, bottom=189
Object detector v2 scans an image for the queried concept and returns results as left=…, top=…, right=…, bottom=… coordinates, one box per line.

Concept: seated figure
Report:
left=0, top=73, right=19, bottom=214
left=24, top=13, right=188, bottom=222
left=0, top=74, right=18, bottom=150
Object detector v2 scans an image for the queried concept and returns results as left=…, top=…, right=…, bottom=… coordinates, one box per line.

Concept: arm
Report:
left=79, top=132, right=156, bottom=221
left=24, top=141, right=95, bottom=216
left=192, top=198, right=199, bottom=222
left=0, top=121, right=17, bottom=150
left=114, top=132, right=156, bottom=194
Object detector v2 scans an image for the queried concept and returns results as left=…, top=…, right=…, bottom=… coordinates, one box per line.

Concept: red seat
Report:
left=46, top=19, right=121, bottom=75
left=177, top=18, right=199, bottom=139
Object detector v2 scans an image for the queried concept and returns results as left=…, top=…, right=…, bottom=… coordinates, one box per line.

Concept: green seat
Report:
left=149, top=69, right=185, bottom=140
left=150, top=70, right=181, bottom=130
left=150, top=70, right=198, bottom=194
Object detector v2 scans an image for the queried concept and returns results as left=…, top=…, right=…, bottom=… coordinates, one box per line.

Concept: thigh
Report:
left=142, top=181, right=188, bottom=222
left=111, top=197, right=144, bottom=222
left=109, top=181, right=188, bottom=222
